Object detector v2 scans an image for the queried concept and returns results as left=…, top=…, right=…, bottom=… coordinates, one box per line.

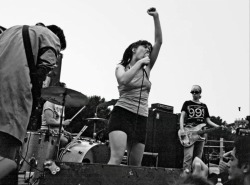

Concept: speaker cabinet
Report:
left=145, top=109, right=183, bottom=168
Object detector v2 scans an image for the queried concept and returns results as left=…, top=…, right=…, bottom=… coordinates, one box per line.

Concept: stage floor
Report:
left=17, top=164, right=219, bottom=185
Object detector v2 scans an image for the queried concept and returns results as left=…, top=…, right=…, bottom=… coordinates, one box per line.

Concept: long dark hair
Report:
left=120, top=40, right=152, bottom=67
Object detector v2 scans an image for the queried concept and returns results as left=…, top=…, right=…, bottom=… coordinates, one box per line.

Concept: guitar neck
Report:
left=197, top=127, right=220, bottom=135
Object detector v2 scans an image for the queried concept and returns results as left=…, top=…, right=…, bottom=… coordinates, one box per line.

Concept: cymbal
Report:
left=85, top=117, right=108, bottom=122
left=41, top=86, right=89, bottom=107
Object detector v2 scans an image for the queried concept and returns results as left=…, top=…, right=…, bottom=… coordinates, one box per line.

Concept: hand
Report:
left=223, top=151, right=232, bottom=158
left=63, top=130, right=72, bottom=138
left=179, top=127, right=185, bottom=134
left=138, top=56, right=150, bottom=67
left=63, top=119, right=71, bottom=126
left=147, top=7, right=158, bottom=17
left=218, top=151, right=231, bottom=173
left=192, top=157, right=208, bottom=178
left=219, top=160, right=229, bottom=173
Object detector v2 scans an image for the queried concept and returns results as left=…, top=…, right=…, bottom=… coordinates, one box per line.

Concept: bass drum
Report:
left=59, top=139, right=110, bottom=164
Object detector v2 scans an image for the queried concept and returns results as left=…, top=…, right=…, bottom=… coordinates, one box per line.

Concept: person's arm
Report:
left=116, top=57, right=150, bottom=85
left=192, top=157, right=209, bottom=178
left=44, top=109, right=71, bottom=127
left=203, top=104, right=219, bottom=128
left=206, top=117, right=219, bottom=128
left=147, top=7, right=162, bottom=69
left=179, top=111, right=186, bottom=132
left=180, top=101, right=188, bottom=132
left=43, top=102, right=70, bottom=126
left=35, top=26, right=62, bottom=83
left=219, top=151, right=231, bottom=173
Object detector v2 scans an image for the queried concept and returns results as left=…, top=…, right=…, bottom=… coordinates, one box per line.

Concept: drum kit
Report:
left=19, top=86, right=114, bottom=180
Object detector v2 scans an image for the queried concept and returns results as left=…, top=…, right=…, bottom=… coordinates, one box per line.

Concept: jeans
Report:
left=183, top=140, right=205, bottom=171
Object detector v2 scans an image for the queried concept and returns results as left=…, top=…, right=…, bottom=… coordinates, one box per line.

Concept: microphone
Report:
left=143, top=53, right=150, bottom=69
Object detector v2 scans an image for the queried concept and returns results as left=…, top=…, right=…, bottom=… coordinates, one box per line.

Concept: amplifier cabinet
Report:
left=145, top=109, right=183, bottom=168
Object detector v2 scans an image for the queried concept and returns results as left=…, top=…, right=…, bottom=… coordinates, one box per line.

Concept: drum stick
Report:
left=70, top=106, right=86, bottom=121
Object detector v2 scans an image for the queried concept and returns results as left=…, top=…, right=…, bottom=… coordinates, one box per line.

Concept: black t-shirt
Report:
left=181, top=100, right=210, bottom=127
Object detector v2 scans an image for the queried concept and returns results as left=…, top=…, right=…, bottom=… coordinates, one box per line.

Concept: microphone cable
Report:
left=127, top=67, right=148, bottom=165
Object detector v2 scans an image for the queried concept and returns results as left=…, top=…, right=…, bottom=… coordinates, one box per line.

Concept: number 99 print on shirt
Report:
left=181, top=100, right=210, bottom=127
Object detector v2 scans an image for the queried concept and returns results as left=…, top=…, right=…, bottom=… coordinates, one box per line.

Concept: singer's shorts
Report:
left=108, top=106, right=147, bottom=144
left=0, top=131, right=21, bottom=160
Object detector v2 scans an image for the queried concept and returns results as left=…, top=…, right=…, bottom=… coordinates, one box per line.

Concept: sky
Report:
left=2, top=0, right=249, bottom=124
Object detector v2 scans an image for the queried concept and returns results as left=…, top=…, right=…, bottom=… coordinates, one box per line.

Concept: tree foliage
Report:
left=207, top=116, right=235, bottom=141
left=65, top=95, right=112, bottom=140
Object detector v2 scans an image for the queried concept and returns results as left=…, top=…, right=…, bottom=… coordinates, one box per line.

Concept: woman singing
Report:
left=108, top=7, right=162, bottom=166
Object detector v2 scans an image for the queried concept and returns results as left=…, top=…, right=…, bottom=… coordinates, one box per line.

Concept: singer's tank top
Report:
left=115, top=65, right=151, bottom=117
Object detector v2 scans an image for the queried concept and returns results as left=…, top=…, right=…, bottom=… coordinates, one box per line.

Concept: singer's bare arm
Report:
left=116, top=57, right=150, bottom=85
left=147, top=8, right=162, bottom=69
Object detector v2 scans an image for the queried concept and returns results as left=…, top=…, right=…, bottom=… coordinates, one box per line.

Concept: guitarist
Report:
left=179, top=85, right=219, bottom=172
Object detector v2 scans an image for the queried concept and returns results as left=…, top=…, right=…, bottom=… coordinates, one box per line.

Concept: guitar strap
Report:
left=22, top=25, right=40, bottom=112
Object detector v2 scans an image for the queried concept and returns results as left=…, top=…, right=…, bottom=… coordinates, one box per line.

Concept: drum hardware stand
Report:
left=56, top=90, right=66, bottom=160
left=44, top=129, right=52, bottom=142
left=44, top=160, right=60, bottom=175
left=92, top=107, right=100, bottom=141
left=93, top=111, right=98, bottom=141
left=29, top=157, right=38, bottom=169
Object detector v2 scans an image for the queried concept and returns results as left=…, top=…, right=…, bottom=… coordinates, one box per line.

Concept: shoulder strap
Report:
left=22, top=25, right=36, bottom=73
left=22, top=25, right=40, bottom=111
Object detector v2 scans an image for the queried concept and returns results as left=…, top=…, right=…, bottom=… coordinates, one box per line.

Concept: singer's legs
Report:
left=127, top=141, right=145, bottom=166
left=107, top=106, right=147, bottom=166
left=108, top=131, right=127, bottom=165
left=0, top=157, right=17, bottom=180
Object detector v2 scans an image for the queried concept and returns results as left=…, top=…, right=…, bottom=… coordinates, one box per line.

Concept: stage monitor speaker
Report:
left=145, top=109, right=183, bottom=168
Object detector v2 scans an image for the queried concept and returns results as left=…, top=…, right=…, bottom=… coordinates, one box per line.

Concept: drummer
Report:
left=40, top=82, right=72, bottom=147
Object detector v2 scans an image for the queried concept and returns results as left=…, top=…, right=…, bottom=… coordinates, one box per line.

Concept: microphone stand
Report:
left=93, top=107, right=98, bottom=141
left=55, top=90, right=66, bottom=159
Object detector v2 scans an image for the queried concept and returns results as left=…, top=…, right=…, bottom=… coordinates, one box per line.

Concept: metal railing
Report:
left=204, top=138, right=234, bottom=164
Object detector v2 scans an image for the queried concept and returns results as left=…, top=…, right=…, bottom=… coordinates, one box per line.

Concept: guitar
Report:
left=178, top=124, right=222, bottom=147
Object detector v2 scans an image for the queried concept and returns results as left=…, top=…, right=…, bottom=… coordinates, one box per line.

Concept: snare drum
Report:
left=20, top=131, right=58, bottom=172
left=59, top=139, right=110, bottom=164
